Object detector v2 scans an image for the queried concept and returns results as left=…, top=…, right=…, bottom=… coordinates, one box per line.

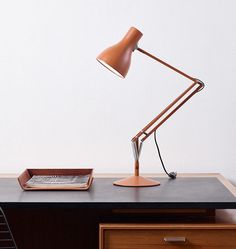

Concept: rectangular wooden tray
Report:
left=18, top=168, right=93, bottom=190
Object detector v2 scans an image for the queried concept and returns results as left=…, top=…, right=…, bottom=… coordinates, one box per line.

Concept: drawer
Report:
left=100, top=224, right=236, bottom=249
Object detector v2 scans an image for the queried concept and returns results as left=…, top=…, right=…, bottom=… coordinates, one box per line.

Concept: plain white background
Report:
left=0, top=0, right=235, bottom=182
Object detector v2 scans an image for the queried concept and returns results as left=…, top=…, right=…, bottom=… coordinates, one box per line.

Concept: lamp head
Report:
left=97, top=27, right=143, bottom=78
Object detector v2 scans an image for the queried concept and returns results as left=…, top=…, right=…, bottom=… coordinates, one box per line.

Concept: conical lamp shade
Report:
left=97, top=27, right=143, bottom=78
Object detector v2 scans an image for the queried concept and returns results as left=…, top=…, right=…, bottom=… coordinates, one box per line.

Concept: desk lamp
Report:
left=97, top=27, right=204, bottom=187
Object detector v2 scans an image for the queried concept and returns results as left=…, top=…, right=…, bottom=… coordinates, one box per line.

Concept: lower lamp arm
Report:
left=131, top=48, right=205, bottom=177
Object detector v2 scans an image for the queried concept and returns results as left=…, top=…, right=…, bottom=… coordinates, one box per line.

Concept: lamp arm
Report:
left=131, top=47, right=204, bottom=167
left=136, top=47, right=205, bottom=83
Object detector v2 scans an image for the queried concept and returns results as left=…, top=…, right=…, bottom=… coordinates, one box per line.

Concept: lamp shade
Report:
left=97, top=27, right=143, bottom=78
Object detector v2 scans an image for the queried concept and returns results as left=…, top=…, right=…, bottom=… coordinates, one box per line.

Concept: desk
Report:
left=0, top=174, right=236, bottom=249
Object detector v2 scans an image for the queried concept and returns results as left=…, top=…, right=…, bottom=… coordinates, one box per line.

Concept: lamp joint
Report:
left=133, top=43, right=138, bottom=51
left=194, top=78, right=205, bottom=92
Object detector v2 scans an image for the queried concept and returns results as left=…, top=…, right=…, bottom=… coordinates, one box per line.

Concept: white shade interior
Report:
left=97, top=59, right=124, bottom=78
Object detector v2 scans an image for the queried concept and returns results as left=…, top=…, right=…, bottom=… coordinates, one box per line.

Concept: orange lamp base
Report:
left=113, top=175, right=160, bottom=187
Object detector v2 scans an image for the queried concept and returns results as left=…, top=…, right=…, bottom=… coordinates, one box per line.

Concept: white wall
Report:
left=0, top=0, right=236, bottom=182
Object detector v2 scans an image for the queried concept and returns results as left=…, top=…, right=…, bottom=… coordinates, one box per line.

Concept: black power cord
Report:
left=154, top=130, right=177, bottom=179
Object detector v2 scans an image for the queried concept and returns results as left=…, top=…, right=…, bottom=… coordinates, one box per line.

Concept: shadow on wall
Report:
left=230, top=179, right=236, bottom=187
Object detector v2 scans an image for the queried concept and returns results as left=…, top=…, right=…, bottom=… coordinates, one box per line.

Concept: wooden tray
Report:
left=18, top=168, right=93, bottom=190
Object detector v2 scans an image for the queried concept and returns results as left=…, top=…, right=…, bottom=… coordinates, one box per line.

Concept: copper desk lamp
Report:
left=97, top=27, right=205, bottom=187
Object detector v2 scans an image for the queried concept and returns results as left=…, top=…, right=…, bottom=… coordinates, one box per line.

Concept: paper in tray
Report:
left=18, top=168, right=93, bottom=190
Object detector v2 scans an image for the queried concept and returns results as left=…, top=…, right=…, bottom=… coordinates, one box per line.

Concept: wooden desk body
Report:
left=0, top=174, right=236, bottom=249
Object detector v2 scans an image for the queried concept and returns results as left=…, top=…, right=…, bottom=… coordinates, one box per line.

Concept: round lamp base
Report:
left=113, top=175, right=160, bottom=187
